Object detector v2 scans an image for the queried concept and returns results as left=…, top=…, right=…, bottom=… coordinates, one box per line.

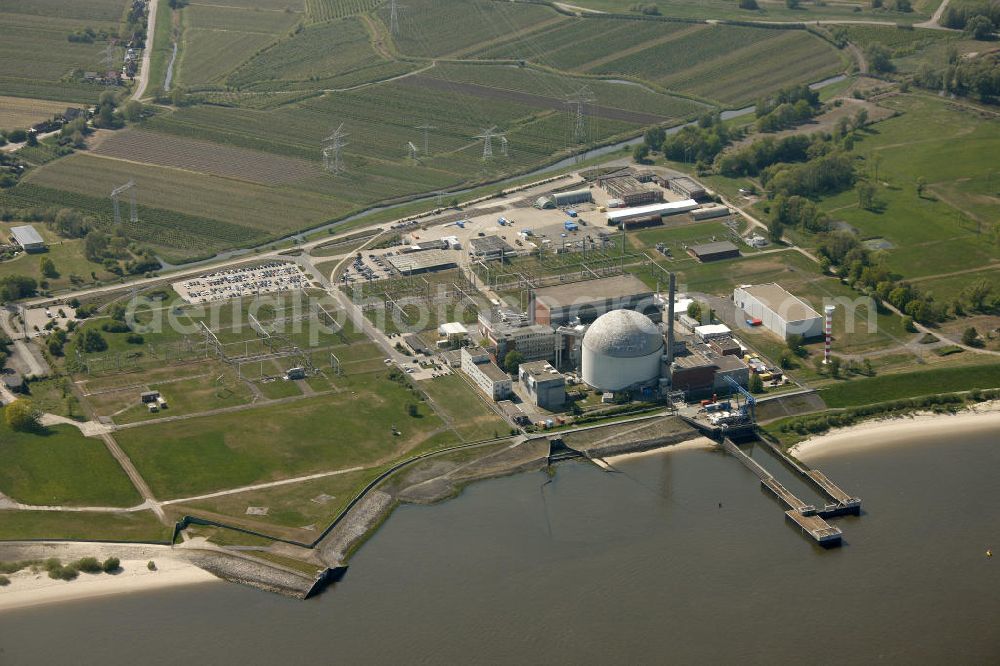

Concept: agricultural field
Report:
left=589, top=26, right=844, bottom=105
left=174, top=3, right=302, bottom=88
left=227, top=16, right=410, bottom=91
left=558, top=0, right=938, bottom=23
left=307, top=0, right=382, bottom=21
left=0, top=0, right=127, bottom=103
left=0, top=411, right=141, bottom=507
left=91, top=128, right=321, bottom=185
left=0, top=95, right=71, bottom=131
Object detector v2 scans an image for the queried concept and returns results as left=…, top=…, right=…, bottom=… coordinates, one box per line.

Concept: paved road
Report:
left=131, top=0, right=160, bottom=100
left=100, top=432, right=166, bottom=521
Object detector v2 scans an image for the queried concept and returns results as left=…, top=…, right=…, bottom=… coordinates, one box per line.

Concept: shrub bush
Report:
left=102, top=557, right=121, bottom=573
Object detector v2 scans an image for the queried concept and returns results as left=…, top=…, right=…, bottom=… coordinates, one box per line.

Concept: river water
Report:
left=2, top=424, right=998, bottom=664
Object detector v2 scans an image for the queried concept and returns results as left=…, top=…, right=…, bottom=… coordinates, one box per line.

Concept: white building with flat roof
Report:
left=461, top=346, right=512, bottom=401
left=734, top=283, right=823, bottom=340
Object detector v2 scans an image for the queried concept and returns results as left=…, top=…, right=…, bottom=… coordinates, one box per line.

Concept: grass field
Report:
left=820, top=363, right=1000, bottom=408
left=0, top=509, right=171, bottom=542
left=115, top=371, right=447, bottom=499
left=419, top=373, right=508, bottom=442
left=0, top=223, right=118, bottom=291
left=814, top=94, right=1000, bottom=295
left=0, top=411, right=140, bottom=507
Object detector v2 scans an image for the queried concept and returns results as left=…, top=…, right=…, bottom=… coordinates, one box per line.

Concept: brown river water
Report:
left=1, top=424, right=998, bottom=664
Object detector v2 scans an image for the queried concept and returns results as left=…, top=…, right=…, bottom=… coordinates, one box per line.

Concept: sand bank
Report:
left=0, top=558, right=219, bottom=613
left=792, top=402, right=1000, bottom=462
left=603, top=437, right=716, bottom=464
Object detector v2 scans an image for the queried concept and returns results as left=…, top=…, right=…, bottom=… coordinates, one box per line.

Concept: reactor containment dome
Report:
left=581, top=309, right=663, bottom=391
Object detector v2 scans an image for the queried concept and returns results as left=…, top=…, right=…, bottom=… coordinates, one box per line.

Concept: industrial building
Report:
left=437, top=321, right=468, bottom=339
left=670, top=348, right=749, bottom=397
left=10, top=225, right=45, bottom=253
left=599, top=175, right=663, bottom=207
left=581, top=309, right=664, bottom=392
left=385, top=249, right=457, bottom=275
left=480, top=318, right=559, bottom=364
left=461, top=346, right=512, bottom=401
left=552, top=188, right=593, bottom=206
left=468, top=235, right=515, bottom=260
left=668, top=176, right=707, bottom=200
left=733, top=283, right=823, bottom=340
left=605, top=200, right=699, bottom=227
left=518, top=361, right=567, bottom=410
left=529, top=274, right=657, bottom=326
left=687, top=241, right=740, bottom=262
left=691, top=204, right=730, bottom=221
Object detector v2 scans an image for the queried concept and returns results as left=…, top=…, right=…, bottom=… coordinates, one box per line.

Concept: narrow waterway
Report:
left=163, top=42, right=178, bottom=92
left=1, top=424, right=997, bottom=664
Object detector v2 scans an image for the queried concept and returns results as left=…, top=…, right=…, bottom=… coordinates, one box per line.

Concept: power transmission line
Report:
left=475, top=127, right=505, bottom=161
left=321, top=123, right=348, bottom=174
left=566, top=86, right=597, bottom=145
left=110, top=180, right=137, bottom=224
left=416, top=123, right=435, bottom=156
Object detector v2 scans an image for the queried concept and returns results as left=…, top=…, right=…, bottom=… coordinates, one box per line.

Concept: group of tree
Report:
left=942, top=1, right=1000, bottom=34
left=754, top=84, right=822, bottom=132
left=0, top=275, right=37, bottom=302
left=93, top=91, right=126, bottom=130
left=67, top=26, right=111, bottom=43
left=83, top=227, right=160, bottom=276
left=870, top=0, right=913, bottom=12
left=4, top=398, right=40, bottom=432
left=766, top=194, right=829, bottom=241
left=649, top=112, right=733, bottom=165
left=815, top=232, right=943, bottom=323
left=760, top=149, right=856, bottom=198
left=865, top=44, right=896, bottom=73
left=914, top=54, right=1000, bottom=103
left=628, top=3, right=660, bottom=15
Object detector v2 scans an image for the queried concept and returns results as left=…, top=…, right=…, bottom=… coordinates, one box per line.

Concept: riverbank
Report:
left=791, top=401, right=1000, bottom=461
left=0, top=557, right=217, bottom=613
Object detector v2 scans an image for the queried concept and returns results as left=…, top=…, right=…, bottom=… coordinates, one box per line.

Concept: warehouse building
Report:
left=386, top=249, right=457, bottom=275
left=605, top=200, right=699, bottom=228
left=733, top=283, right=823, bottom=340
left=10, top=225, right=45, bottom=253
left=529, top=274, right=657, bottom=326
left=552, top=188, right=593, bottom=206
left=669, top=176, right=707, bottom=200
left=518, top=360, right=567, bottom=411
left=691, top=204, right=730, bottom=221
left=469, top=235, right=515, bottom=260
left=461, top=346, right=512, bottom=401
left=599, top=175, right=663, bottom=207
left=688, top=241, right=740, bottom=262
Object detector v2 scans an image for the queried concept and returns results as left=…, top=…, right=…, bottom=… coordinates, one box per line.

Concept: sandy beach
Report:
left=603, top=437, right=716, bottom=464
left=792, top=402, right=1000, bottom=462
left=0, top=557, right=219, bottom=613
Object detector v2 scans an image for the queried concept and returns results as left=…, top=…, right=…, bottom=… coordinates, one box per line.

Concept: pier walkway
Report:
left=721, top=439, right=848, bottom=545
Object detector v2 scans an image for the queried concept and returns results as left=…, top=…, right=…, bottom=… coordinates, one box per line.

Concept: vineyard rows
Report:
left=306, top=0, right=383, bottom=22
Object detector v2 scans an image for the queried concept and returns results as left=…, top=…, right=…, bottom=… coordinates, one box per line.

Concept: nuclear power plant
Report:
left=581, top=309, right=664, bottom=392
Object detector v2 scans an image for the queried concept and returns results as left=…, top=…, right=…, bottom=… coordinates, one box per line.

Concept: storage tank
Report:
left=581, top=310, right=663, bottom=391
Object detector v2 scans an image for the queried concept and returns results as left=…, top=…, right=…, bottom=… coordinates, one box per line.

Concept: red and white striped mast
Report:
left=823, top=305, right=835, bottom=364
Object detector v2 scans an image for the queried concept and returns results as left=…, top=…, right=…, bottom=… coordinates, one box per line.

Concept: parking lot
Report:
left=174, top=262, right=313, bottom=304
left=342, top=251, right=396, bottom=284
left=22, top=304, right=77, bottom=339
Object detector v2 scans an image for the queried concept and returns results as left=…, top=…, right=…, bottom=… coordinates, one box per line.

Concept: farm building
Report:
left=386, top=249, right=457, bottom=275
left=518, top=361, right=567, bottom=411
left=688, top=241, right=739, bottom=262
left=733, top=283, right=823, bottom=340
left=10, top=225, right=45, bottom=253
left=529, top=274, right=657, bottom=326
left=469, top=235, right=515, bottom=260
left=461, top=346, right=512, bottom=401
left=552, top=188, right=592, bottom=206
left=669, top=176, right=707, bottom=200
left=605, top=200, right=699, bottom=227
left=599, top=175, right=663, bottom=207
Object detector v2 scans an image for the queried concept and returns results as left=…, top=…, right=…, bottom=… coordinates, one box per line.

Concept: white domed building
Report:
left=581, top=309, right=664, bottom=392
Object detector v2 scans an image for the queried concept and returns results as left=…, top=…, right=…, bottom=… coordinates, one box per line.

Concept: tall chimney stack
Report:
left=666, top=272, right=676, bottom=368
